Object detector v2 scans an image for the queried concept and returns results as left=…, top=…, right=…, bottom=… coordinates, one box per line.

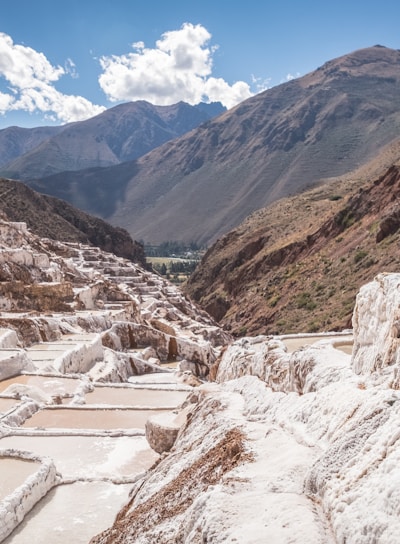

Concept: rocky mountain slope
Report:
left=25, top=45, right=400, bottom=245
left=0, top=177, right=146, bottom=265
left=0, top=125, right=64, bottom=168
left=184, top=140, right=400, bottom=336
left=0, top=101, right=225, bottom=179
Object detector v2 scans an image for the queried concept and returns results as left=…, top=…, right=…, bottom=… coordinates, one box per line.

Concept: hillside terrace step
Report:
left=24, top=334, right=103, bottom=374
left=123, top=276, right=146, bottom=284
left=104, top=277, right=145, bottom=286
left=140, top=293, right=162, bottom=301
left=103, top=267, right=139, bottom=277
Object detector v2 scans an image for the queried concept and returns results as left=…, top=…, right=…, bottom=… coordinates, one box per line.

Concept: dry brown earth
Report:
left=184, top=140, right=400, bottom=336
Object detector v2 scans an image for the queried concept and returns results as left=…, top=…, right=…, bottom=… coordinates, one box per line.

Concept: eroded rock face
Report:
left=145, top=407, right=191, bottom=454
left=352, top=273, right=400, bottom=383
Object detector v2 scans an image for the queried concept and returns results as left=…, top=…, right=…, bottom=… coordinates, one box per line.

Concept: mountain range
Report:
left=2, top=45, right=400, bottom=336
left=11, top=44, right=400, bottom=246
left=0, top=101, right=225, bottom=179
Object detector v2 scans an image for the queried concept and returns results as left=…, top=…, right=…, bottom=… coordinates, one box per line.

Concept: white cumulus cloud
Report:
left=98, top=23, right=253, bottom=109
left=0, top=32, right=105, bottom=123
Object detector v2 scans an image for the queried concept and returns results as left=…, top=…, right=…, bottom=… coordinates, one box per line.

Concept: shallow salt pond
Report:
left=2, top=481, right=132, bottom=544
left=85, top=385, right=189, bottom=407
left=0, top=397, right=19, bottom=414
left=0, top=457, right=40, bottom=500
left=21, top=407, right=169, bottom=430
left=0, top=374, right=80, bottom=395
left=0, top=370, right=186, bottom=541
left=282, top=334, right=353, bottom=354
left=0, top=435, right=158, bottom=480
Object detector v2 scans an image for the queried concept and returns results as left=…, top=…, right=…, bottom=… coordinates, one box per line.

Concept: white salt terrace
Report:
left=0, top=435, right=159, bottom=482
left=21, top=406, right=171, bottom=430
left=0, top=374, right=80, bottom=395
left=2, top=481, right=133, bottom=544
left=0, top=366, right=192, bottom=542
left=0, top=320, right=354, bottom=543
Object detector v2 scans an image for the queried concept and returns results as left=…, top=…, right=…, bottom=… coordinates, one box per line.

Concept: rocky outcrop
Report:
left=145, top=407, right=191, bottom=454
left=352, top=273, right=400, bottom=385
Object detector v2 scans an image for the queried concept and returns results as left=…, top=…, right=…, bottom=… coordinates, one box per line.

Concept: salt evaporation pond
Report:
left=2, top=481, right=132, bottom=544
left=85, top=385, right=189, bottom=407
left=0, top=371, right=188, bottom=541
left=0, top=457, right=40, bottom=500
left=283, top=334, right=353, bottom=354
left=0, top=397, right=19, bottom=414
left=0, top=374, right=80, bottom=395
left=0, top=435, right=158, bottom=480
left=21, top=407, right=169, bottom=430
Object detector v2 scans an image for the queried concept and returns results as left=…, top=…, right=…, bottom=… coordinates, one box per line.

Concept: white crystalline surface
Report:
left=2, top=482, right=131, bottom=544
left=0, top=435, right=158, bottom=480
left=91, top=274, right=400, bottom=544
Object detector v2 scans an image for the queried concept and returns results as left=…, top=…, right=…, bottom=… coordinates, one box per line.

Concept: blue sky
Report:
left=1, top=0, right=399, bottom=127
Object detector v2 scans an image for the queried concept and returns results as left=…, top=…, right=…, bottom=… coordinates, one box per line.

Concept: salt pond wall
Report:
left=0, top=449, right=59, bottom=542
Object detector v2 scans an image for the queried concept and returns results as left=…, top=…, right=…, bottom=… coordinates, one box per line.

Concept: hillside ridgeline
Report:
left=0, top=178, right=146, bottom=266
left=184, top=140, right=400, bottom=336
left=0, top=101, right=225, bottom=179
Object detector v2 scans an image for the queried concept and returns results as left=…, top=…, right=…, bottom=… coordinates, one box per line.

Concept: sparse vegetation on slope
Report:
left=0, top=178, right=146, bottom=265
left=184, top=142, right=400, bottom=336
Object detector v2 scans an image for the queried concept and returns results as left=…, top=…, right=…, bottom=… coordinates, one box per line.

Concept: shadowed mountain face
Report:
left=0, top=178, right=146, bottom=266
left=0, top=101, right=225, bottom=180
left=0, top=125, right=64, bottom=168
left=22, top=46, right=400, bottom=246
left=184, top=141, right=400, bottom=336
